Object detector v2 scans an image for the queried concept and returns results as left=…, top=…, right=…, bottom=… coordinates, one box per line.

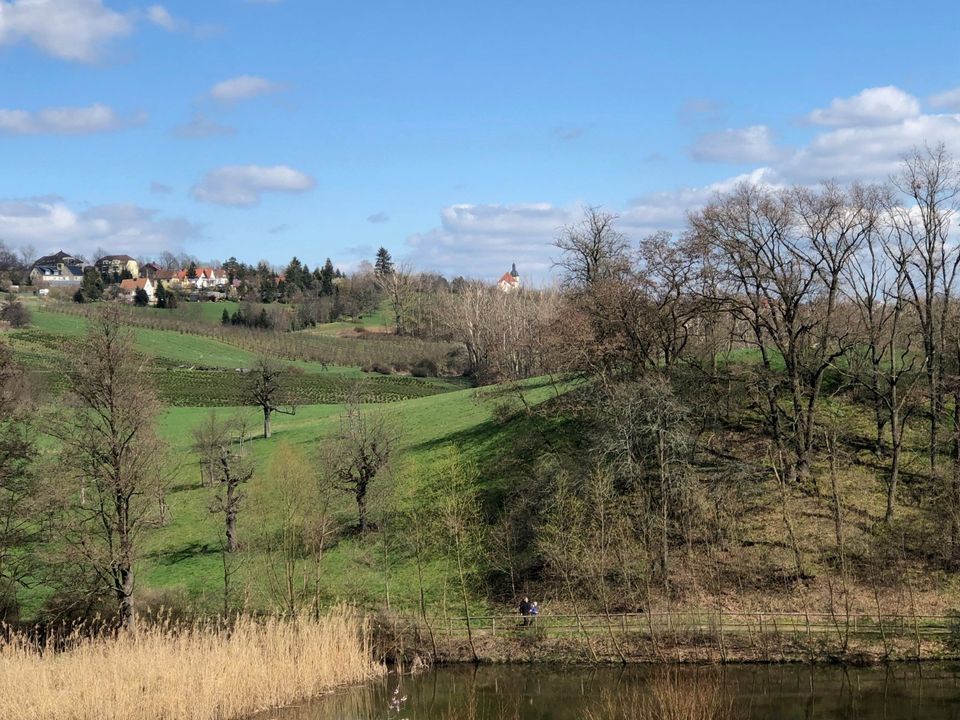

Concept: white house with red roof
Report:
left=497, top=263, right=521, bottom=292
left=119, top=277, right=155, bottom=304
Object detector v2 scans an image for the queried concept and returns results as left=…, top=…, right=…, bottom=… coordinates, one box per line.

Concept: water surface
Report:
left=279, top=663, right=960, bottom=719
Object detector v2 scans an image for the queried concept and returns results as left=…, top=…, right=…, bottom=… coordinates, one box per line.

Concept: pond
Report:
left=276, top=663, right=960, bottom=720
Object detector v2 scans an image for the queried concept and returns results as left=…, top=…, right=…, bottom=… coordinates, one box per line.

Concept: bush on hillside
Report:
left=411, top=358, right=439, bottom=378
left=0, top=300, right=31, bottom=327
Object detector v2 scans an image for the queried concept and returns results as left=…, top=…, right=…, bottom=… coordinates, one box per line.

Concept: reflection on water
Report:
left=276, top=663, right=960, bottom=720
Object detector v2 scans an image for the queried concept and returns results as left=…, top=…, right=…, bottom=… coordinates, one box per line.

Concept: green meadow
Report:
left=6, top=303, right=558, bottom=617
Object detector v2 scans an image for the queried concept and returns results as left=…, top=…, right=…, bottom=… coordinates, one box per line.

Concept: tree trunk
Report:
left=263, top=407, right=272, bottom=439
left=117, top=563, right=135, bottom=631
left=886, top=389, right=902, bottom=524
left=658, top=427, right=669, bottom=590
left=356, top=487, right=368, bottom=532
left=454, top=534, right=478, bottom=663
left=225, top=481, right=238, bottom=553
left=952, top=392, right=960, bottom=564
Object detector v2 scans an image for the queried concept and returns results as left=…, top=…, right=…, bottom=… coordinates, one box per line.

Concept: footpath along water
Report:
left=273, top=663, right=960, bottom=720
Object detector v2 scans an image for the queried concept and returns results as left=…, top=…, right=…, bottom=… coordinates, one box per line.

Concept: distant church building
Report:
left=498, top=263, right=521, bottom=292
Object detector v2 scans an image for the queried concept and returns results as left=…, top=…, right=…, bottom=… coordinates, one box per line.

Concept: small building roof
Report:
left=33, top=250, right=78, bottom=267
left=119, top=278, right=151, bottom=292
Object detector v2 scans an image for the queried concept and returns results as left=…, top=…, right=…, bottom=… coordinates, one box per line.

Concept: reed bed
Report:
left=585, top=669, right=739, bottom=720
left=0, top=610, right=382, bottom=720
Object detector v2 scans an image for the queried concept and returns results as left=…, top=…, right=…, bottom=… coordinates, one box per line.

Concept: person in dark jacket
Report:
left=518, top=596, right=531, bottom=625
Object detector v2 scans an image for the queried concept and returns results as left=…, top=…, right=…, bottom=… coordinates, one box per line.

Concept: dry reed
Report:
left=585, top=669, right=739, bottom=720
left=0, top=609, right=381, bottom=720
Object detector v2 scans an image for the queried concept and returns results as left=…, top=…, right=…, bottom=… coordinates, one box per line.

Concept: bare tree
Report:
left=324, top=395, right=396, bottom=532
left=268, top=443, right=315, bottom=615
left=553, top=207, right=631, bottom=288
left=888, top=144, right=960, bottom=473
left=0, top=342, right=37, bottom=618
left=845, top=219, right=921, bottom=522
left=193, top=412, right=254, bottom=553
left=47, top=311, right=166, bottom=630
left=248, top=358, right=297, bottom=439
left=377, top=262, right=417, bottom=336
left=594, top=376, right=691, bottom=588
left=691, top=182, right=880, bottom=485
left=435, top=447, right=484, bottom=663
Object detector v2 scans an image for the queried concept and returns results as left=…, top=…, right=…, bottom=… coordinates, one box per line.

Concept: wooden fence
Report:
left=415, top=611, right=957, bottom=641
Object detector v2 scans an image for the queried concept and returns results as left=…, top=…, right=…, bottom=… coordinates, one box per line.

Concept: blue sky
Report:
left=2, top=0, right=960, bottom=280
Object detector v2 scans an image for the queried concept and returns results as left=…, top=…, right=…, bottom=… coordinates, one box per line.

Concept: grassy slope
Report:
left=29, top=309, right=258, bottom=368
left=9, top=310, right=464, bottom=408
left=137, top=380, right=561, bottom=614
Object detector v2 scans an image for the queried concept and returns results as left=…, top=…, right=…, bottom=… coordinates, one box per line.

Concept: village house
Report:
left=140, top=262, right=161, bottom=279
left=497, top=263, right=521, bottom=292
left=118, top=277, right=155, bottom=304
left=95, top=254, right=140, bottom=280
left=193, top=267, right=229, bottom=289
left=154, top=269, right=185, bottom=289
left=153, top=267, right=229, bottom=292
left=29, top=250, right=86, bottom=287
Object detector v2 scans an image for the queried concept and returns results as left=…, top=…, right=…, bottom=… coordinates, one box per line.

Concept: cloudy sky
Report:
left=2, top=0, right=960, bottom=280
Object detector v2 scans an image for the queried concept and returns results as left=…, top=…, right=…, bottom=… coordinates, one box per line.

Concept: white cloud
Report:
left=367, top=211, right=389, bottom=224
left=191, top=165, right=314, bottom=207
left=930, top=88, right=960, bottom=112
left=621, top=168, right=781, bottom=236
left=149, top=181, right=173, bottom=195
left=781, top=114, right=960, bottom=183
left=0, top=197, right=200, bottom=258
left=209, top=75, right=284, bottom=103
left=146, top=4, right=175, bottom=30
left=0, top=103, right=144, bottom=135
left=806, top=86, right=920, bottom=127
left=406, top=203, right=575, bottom=280
left=690, top=125, right=783, bottom=163
left=0, top=0, right=132, bottom=62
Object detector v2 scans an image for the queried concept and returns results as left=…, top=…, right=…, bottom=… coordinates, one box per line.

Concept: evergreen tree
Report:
left=133, top=288, right=150, bottom=307
left=155, top=282, right=168, bottom=309
left=320, top=258, right=335, bottom=296
left=187, top=261, right=198, bottom=279
left=75, top=269, right=104, bottom=303
left=374, top=247, right=394, bottom=276
left=221, top=308, right=231, bottom=325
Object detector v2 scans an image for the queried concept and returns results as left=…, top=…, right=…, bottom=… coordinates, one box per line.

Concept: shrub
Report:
left=491, top=401, right=518, bottom=425
left=0, top=300, right=30, bottom=327
left=371, top=362, right=393, bottom=375
left=411, top=358, right=439, bottom=378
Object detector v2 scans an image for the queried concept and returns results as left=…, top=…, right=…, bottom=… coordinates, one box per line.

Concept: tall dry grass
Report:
left=586, top=669, right=739, bottom=720
left=0, top=609, right=381, bottom=720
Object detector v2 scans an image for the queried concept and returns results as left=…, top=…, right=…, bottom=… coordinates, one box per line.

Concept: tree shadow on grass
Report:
left=145, top=541, right=220, bottom=566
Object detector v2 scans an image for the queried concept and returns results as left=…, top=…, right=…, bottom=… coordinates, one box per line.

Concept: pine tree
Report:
left=221, top=308, right=231, bottom=325
left=320, top=258, right=335, bottom=296
left=76, top=269, right=103, bottom=303
left=374, top=247, right=394, bottom=276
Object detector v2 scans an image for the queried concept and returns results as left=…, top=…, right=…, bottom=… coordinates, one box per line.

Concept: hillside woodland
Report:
left=2, top=146, right=960, bottom=629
